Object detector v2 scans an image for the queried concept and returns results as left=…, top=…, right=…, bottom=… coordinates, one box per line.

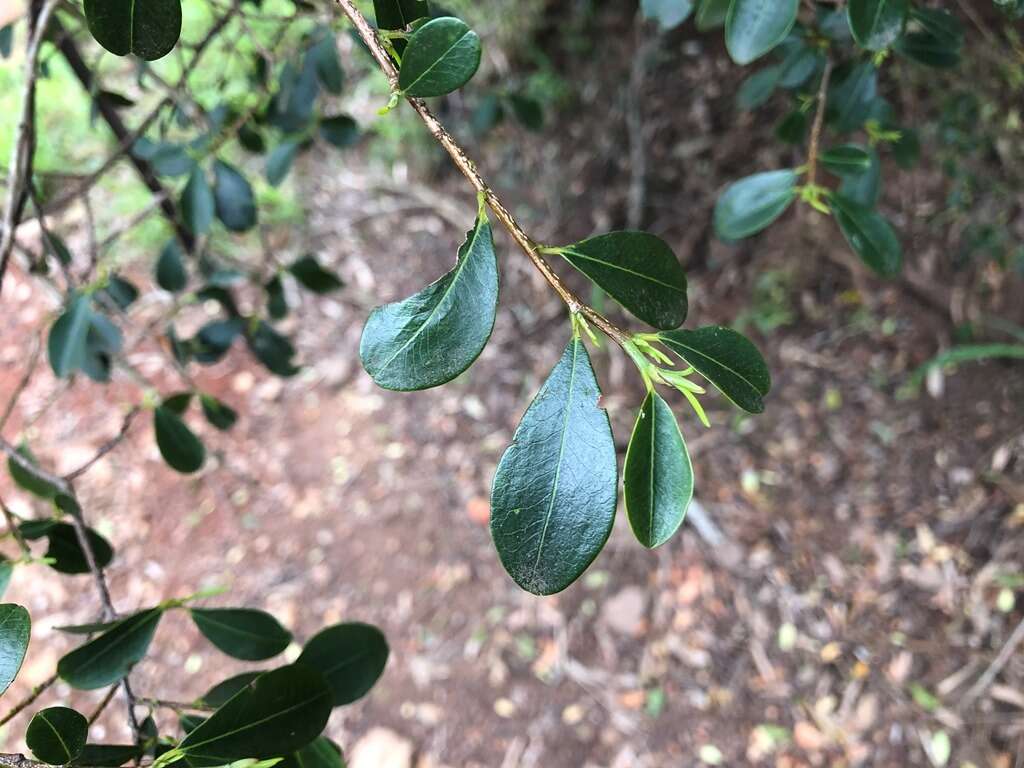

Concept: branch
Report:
left=805, top=58, right=834, bottom=188
left=64, top=407, right=140, bottom=482
left=0, top=674, right=58, bottom=728
left=332, top=0, right=632, bottom=350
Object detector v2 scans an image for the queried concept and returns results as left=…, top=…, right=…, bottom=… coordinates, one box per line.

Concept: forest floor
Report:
left=3, top=3, right=1024, bottom=767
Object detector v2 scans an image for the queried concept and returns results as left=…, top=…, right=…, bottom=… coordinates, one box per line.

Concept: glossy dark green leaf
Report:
left=360, top=209, right=498, bottom=391
left=248, top=322, right=300, bottom=377
left=181, top=168, right=214, bottom=236
left=398, top=17, right=482, bottom=97
left=190, top=608, right=291, bottom=661
left=8, top=443, right=59, bottom=499
left=557, top=232, right=687, bottom=330
left=156, top=240, right=188, bottom=292
left=27, top=707, right=88, bottom=765
left=829, top=61, right=877, bottom=133
left=83, top=0, right=182, bottom=60
left=213, top=161, right=257, bottom=232
left=266, top=140, right=300, bottom=187
left=847, top=0, right=908, bottom=50
left=73, top=744, right=143, bottom=767
left=288, top=255, right=344, bottom=294
left=821, top=144, right=872, bottom=175
left=0, top=603, right=30, bottom=695
left=896, top=8, right=962, bottom=68
left=296, top=622, right=389, bottom=707
left=490, top=339, right=617, bottom=596
left=714, top=170, right=797, bottom=241
left=319, top=115, right=360, bottom=149
left=58, top=608, right=162, bottom=690
left=641, top=0, right=695, bottom=29
left=830, top=195, right=902, bottom=276
left=200, top=395, right=238, bottom=431
left=695, top=0, right=730, bottom=30
left=726, top=0, right=799, bottom=65
left=374, top=0, right=429, bottom=29
left=41, top=522, right=115, bottom=575
left=777, top=44, right=822, bottom=88
left=659, top=326, right=772, bottom=413
left=162, top=392, right=193, bottom=415
left=736, top=66, right=780, bottom=110
left=279, top=737, right=345, bottom=768
left=623, top=392, right=693, bottom=549
left=837, top=146, right=880, bottom=207
left=54, top=620, right=120, bottom=635
left=49, top=294, right=92, bottom=378
left=198, top=672, right=263, bottom=708
left=178, top=664, right=333, bottom=767
left=154, top=406, right=205, bottom=474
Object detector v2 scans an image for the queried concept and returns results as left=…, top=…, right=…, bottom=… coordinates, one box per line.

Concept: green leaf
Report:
left=58, top=608, right=163, bottom=690
left=837, top=146, right=880, bottom=207
left=198, top=672, right=263, bottom=708
left=0, top=603, right=30, bottom=695
left=847, top=0, right=908, bottom=50
left=508, top=94, right=543, bottom=131
left=736, top=66, right=780, bottom=110
left=181, top=168, right=214, bottom=236
left=162, top=391, right=193, bottom=415
left=296, top=622, right=389, bottom=707
left=49, top=294, right=93, bottom=378
left=190, top=608, right=292, bottom=661
left=820, top=144, right=872, bottom=175
left=319, top=116, right=360, bottom=149
left=213, top=161, right=257, bottom=232
left=830, top=195, right=902, bottom=276
left=896, top=8, right=962, bottom=68
left=80, top=313, right=123, bottom=384
left=373, top=0, right=429, bottom=30
left=288, top=255, right=344, bottom=294
left=490, top=338, right=617, bottom=595
left=0, top=559, right=12, bottom=600
left=623, top=392, right=693, bottom=549
left=100, top=276, right=139, bottom=310
left=266, top=140, right=300, bottom=187
left=248, top=322, right=300, bottom=377
left=279, top=738, right=345, bottom=768
left=828, top=61, right=877, bottom=133
left=641, top=0, right=695, bottom=29
left=8, top=443, right=60, bottom=499
left=658, top=326, right=772, bottom=413
left=696, top=0, right=730, bottom=30
left=156, top=240, right=188, bottom=292
left=265, top=276, right=288, bottom=320
left=73, top=745, right=144, bottom=767
left=200, top=395, right=238, bottom=431
left=556, top=232, right=688, bottom=330
left=83, top=0, right=182, bottom=60
left=0, top=25, right=12, bottom=58
left=398, top=17, right=482, bottom=97
left=308, top=36, right=343, bottom=94
left=360, top=208, right=498, bottom=391
left=41, top=522, right=115, bottom=575
left=178, top=664, right=333, bottom=767
left=714, top=170, right=797, bottom=241
left=891, top=127, right=920, bottom=169
left=775, top=109, right=808, bottom=145
left=27, top=707, right=88, bottom=765
left=777, top=43, right=822, bottom=88
left=726, top=0, right=799, bottom=65
left=154, top=406, right=205, bottom=474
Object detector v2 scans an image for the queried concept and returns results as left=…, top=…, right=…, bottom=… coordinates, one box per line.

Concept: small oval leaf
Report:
left=288, top=255, right=344, bottom=294
left=820, top=144, right=872, bottom=175
left=556, top=232, right=688, bottom=330
left=181, top=167, right=215, bottom=236
left=58, top=608, right=163, bottom=690
left=190, top=608, right=292, bottom=661
left=714, top=170, right=797, bottom=241
left=213, top=160, right=257, bottom=232
left=360, top=208, right=498, bottom=391
left=398, top=17, right=482, bottom=98
left=490, top=338, right=617, bottom=595
left=847, top=0, right=908, bottom=51
left=48, top=294, right=93, bottom=378
left=154, top=406, right=205, bottom=474
left=296, top=622, right=389, bottom=707
left=83, top=0, right=182, bottom=60
left=830, top=195, right=902, bottom=276
left=155, top=240, right=188, bottom=292
left=726, top=0, right=799, bottom=65
left=27, top=707, right=88, bottom=765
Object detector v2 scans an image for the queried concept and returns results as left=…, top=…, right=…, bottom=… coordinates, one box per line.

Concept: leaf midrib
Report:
left=38, top=711, right=74, bottom=763
left=663, top=336, right=765, bottom=397
left=402, top=26, right=474, bottom=94
left=181, top=690, right=329, bottom=753
left=560, top=248, right=685, bottom=295
left=193, top=611, right=285, bottom=647
left=63, top=611, right=157, bottom=682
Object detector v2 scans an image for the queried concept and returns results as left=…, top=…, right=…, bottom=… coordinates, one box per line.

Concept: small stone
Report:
left=493, top=698, right=516, bottom=718
left=601, top=586, right=648, bottom=636
left=348, top=727, right=415, bottom=768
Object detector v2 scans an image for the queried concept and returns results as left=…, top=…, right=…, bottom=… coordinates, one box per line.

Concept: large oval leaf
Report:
left=190, top=608, right=292, bottom=661
left=555, top=232, right=688, bottom=330
left=398, top=17, right=482, bottom=98
left=0, top=603, right=30, bottom=695
left=830, top=195, right=902, bottom=276
left=360, top=208, right=498, bottom=391
left=83, top=0, right=182, bottom=61
left=178, top=664, right=333, bottom=767
left=490, top=338, right=617, bottom=595
left=213, top=161, right=257, bottom=233
left=658, top=326, right=771, bottom=413
left=847, top=0, right=908, bottom=51
left=623, top=392, right=693, bottom=549
left=726, top=0, right=799, bottom=65
left=714, top=170, right=797, bottom=241
left=296, top=623, right=389, bottom=707
left=27, top=707, right=88, bottom=765
left=58, top=608, right=163, bottom=690
left=154, top=406, right=205, bottom=474
left=49, top=294, right=93, bottom=378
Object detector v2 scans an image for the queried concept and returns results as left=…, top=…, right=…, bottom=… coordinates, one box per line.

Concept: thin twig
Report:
left=805, top=58, right=834, bottom=188
left=0, top=674, right=58, bottom=727
left=0, top=495, right=31, bottom=559
left=0, top=335, right=42, bottom=432
left=64, top=407, right=140, bottom=482
left=332, top=0, right=633, bottom=351
left=961, top=615, right=1024, bottom=707
left=87, top=684, right=121, bottom=726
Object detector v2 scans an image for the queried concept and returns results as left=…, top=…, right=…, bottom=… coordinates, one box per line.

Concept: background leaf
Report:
left=641, top=0, right=695, bottom=30
left=288, top=255, right=344, bottom=294
left=154, top=406, right=206, bottom=474
left=156, top=240, right=188, bottom=292
left=490, top=339, right=617, bottom=595
left=181, top=167, right=214, bottom=236
left=48, top=294, right=93, bottom=378
left=847, top=0, right=908, bottom=51
left=714, top=170, right=797, bottom=241
left=830, top=194, right=902, bottom=276
left=213, top=161, right=257, bottom=232
left=726, top=0, right=799, bottom=64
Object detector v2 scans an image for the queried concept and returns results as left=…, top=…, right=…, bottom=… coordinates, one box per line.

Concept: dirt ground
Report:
left=3, top=3, right=1024, bottom=767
